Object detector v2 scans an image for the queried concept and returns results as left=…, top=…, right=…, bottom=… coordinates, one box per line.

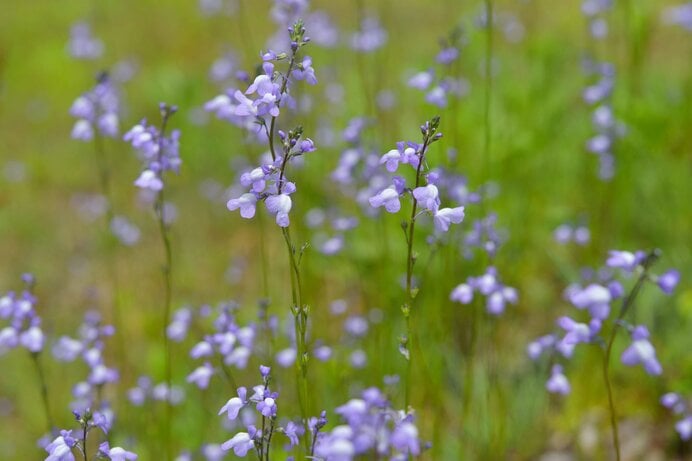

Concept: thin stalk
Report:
left=482, top=0, right=493, bottom=194
left=264, top=417, right=276, bottom=461
left=31, top=352, right=53, bottom=433
left=403, top=133, right=433, bottom=409
left=601, top=251, right=658, bottom=461
left=82, top=424, right=88, bottom=461
left=281, top=226, right=310, bottom=454
left=265, top=45, right=310, bottom=454
left=154, top=113, right=174, bottom=460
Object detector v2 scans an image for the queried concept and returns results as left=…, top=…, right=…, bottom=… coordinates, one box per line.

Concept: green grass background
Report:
left=0, top=0, right=690, bottom=459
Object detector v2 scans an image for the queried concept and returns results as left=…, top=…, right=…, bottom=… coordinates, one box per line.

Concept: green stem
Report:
left=281, top=226, right=310, bottom=454
left=601, top=251, right=658, bottom=461
left=31, top=352, right=53, bottom=433
left=154, top=112, right=174, bottom=461
left=403, top=132, right=433, bottom=409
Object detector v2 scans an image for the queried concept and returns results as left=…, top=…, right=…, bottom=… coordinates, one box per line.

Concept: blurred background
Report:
left=0, top=0, right=690, bottom=459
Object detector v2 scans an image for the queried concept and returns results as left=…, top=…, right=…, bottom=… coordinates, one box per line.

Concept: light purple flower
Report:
left=221, top=432, right=254, bottom=456
left=433, top=206, right=465, bottom=232
left=412, top=184, right=440, bottom=212
left=546, top=364, right=570, bottom=395
left=98, top=442, right=138, bottom=461
left=187, top=362, right=215, bottom=389
left=391, top=422, right=420, bottom=455
left=134, top=170, right=163, bottom=192
left=621, top=325, right=662, bottom=375
left=20, top=326, right=44, bottom=353
left=369, top=186, right=401, bottom=213
left=45, top=435, right=75, bottom=461
left=657, top=269, right=680, bottom=295
left=606, top=250, right=643, bottom=271
left=265, top=194, right=292, bottom=227
left=227, top=193, right=258, bottom=219
left=218, top=387, right=247, bottom=420
left=676, top=416, right=692, bottom=440
left=450, top=283, right=473, bottom=304
left=257, top=396, right=277, bottom=417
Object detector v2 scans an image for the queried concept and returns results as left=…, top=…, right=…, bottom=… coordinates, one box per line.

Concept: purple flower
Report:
left=407, top=71, right=433, bottom=90
left=221, top=432, right=254, bottom=456
left=45, top=434, right=76, bottom=461
left=187, top=362, right=215, bottom=389
left=568, top=283, right=611, bottom=319
left=218, top=387, right=247, bottom=420
left=433, top=206, right=465, bottom=232
left=606, top=250, right=643, bottom=271
left=621, top=325, right=662, bottom=375
left=450, top=283, right=473, bottom=304
left=379, top=149, right=402, bottom=172
left=412, top=184, right=440, bottom=212
left=98, top=442, right=138, bottom=460
left=265, top=193, right=293, bottom=227
left=134, top=170, right=163, bottom=192
left=282, top=421, right=300, bottom=447
left=546, top=365, right=570, bottom=395
left=390, top=422, right=420, bottom=455
left=257, top=396, right=277, bottom=417
left=369, top=186, right=401, bottom=213
left=20, top=326, right=44, bottom=352
left=227, top=193, right=258, bottom=219
left=676, top=416, right=692, bottom=440
left=292, top=56, right=318, bottom=85
left=657, top=269, right=680, bottom=295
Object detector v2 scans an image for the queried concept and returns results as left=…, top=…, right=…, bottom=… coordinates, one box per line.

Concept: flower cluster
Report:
left=226, top=127, right=315, bottom=227
left=187, top=302, right=257, bottom=379
left=661, top=392, right=692, bottom=440
left=369, top=118, right=465, bottom=234
left=218, top=366, right=298, bottom=458
left=528, top=249, right=679, bottom=394
left=123, top=103, right=181, bottom=192
left=52, top=311, right=119, bottom=411
left=0, top=275, right=44, bottom=355
left=312, top=387, right=423, bottom=460
left=407, top=28, right=468, bottom=108
left=450, top=266, right=518, bottom=315
left=70, top=73, right=120, bottom=141
left=44, top=409, right=137, bottom=461
left=581, top=0, right=626, bottom=180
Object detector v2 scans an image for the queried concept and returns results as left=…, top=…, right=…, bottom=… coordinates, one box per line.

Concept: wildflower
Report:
left=221, top=432, right=254, bottom=457
left=546, top=365, right=570, bottom=395
left=218, top=387, right=247, bottom=420
left=620, top=325, right=662, bottom=375
left=432, top=206, right=465, bottom=232
left=98, top=442, right=138, bottom=460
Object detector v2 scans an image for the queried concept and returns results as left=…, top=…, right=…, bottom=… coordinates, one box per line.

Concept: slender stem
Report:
left=30, top=352, right=53, bottom=433
left=403, top=136, right=432, bottom=409
left=601, top=251, right=658, bottom=461
left=82, top=424, right=88, bottom=461
left=264, top=417, right=275, bottom=461
left=281, top=226, right=310, bottom=453
left=154, top=113, right=174, bottom=460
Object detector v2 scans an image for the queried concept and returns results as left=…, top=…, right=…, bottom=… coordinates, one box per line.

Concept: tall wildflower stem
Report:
left=403, top=123, right=436, bottom=409
left=263, top=35, right=312, bottom=453
left=154, top=111, right=174, bottom=460
left=601, top=250, right=658, bottom=461
left=30, top=352, right=53, bottom=433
